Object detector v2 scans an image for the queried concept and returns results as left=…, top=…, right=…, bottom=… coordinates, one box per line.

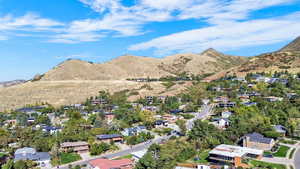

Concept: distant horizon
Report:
left=0, top=0, right=299, bottom=81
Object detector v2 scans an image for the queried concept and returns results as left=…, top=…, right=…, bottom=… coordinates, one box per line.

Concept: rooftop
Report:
left=245, top=132, right=273, bottom=144
left=89, top=158, right=133, bottom=169
left=60, top=141, right=88, bottom=148
left=209, top=144, right=263, bottom=158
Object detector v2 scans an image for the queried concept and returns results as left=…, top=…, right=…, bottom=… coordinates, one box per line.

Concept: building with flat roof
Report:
left=209, top=144, right=263, bottom=168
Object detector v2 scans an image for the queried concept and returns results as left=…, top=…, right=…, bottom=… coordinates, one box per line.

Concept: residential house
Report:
left=154, top=120, right=168, bottom=128
left=162, top=114, right=181, bottom=123
left=96, top=134, right=123, bottom=143
left=209, top=144, right=263, bottom=168
left=60, top=141, right=89, bottom=153
left=122, top=126, right=147, bottom=136
left=264, top=96, right=283, bottom=102
left=242, top=102, right=257, bottom=107
left=242, top=132, right=275, bottom=151
left=27, top=117, right=35, bottom=124
left=218, top=102, right=236, bottom=108
left=273, top=125, right=287, bottom=136
left=170, top=109, right=184, bottom=114
left=141, top=106, right=159, bottom=112
left=213, top=96, right=229, bottom=103
left=131, top=150, right=147, bottom=162
left=4, top=119, right=17, bottom=127
left=88, top=158, right=133, bottom=169
left=221, top=111, right=232, bottom=118
left=212, top=118, right=230, bottom=129
left=42, top=126, right=62, bottom=134
left=14, top=147, right=51, bottom=168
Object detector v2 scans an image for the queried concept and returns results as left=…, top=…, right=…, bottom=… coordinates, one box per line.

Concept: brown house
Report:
left=243, top=132, right=275, bottom=151
left=60, top=141, right=89, bottom=154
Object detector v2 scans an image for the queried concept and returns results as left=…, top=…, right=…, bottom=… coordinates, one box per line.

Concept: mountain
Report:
left=280, top=36, right=300, bottom=52
left=40, top=49, right=247, bottom=81
left=0, top=49, right=247, bottom=111
left=0, top=80, right=26, bottom=88
left=205, top=37, right=300, bottom=81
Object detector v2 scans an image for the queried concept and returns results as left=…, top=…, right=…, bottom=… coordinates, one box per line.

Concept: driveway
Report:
left=294, top=148, right=300, bottom=169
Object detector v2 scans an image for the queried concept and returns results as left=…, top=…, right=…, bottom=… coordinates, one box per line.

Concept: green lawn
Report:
left=280, top=139, right=297, bottom=145
left=273, top=145, right=290, bottom=157
left=249, top=160, right=287, bottom=169
left=59, top=152, right=82, bottom=164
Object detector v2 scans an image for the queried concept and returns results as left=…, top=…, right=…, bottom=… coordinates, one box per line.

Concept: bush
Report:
left=90, top=142, right=111, bottom=156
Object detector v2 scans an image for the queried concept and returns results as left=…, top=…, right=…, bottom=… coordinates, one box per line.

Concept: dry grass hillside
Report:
left=41, top=48, right=247, bottom=81
left=205, top=36, right=300, bottom=81
left=0, top=48, right=248, bottom=111
left=0, top=80, right=190, bottom=111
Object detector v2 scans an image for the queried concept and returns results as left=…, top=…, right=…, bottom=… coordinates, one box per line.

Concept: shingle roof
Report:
left=245, top=132, right=273, bottom=144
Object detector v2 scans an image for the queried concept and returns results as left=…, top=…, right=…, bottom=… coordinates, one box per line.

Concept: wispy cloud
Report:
left=55, top=54, right=89, bottom=59
left=0, top=13, right=64, bottom=40
left=0, top=0, right=297, bottom=47
left=129, top=12, right=300, bottom=55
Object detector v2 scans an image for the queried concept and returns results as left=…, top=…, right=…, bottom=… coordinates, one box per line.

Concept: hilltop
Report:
left=40, top=49, right=247, bottom=81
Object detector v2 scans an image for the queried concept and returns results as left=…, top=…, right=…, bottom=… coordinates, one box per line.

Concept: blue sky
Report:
left=0, top=0, right=300, bottom=81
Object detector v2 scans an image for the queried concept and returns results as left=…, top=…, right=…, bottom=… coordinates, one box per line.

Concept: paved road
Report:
left=186, top=104, right=214, bottom=130
left=53, top=135, right=172, bottom=169
left=294, top=148, right=300, bottom=169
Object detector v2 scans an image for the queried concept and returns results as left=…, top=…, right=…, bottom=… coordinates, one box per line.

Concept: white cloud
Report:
left=129, top=12, right=300, bottom=55
left=0, top=13, right=63, bottom=31
left=55, top=54, right=89, bottom=59
left=0, top=13, right=64, bottom=40
left=61, top=0, right=293, bottom=43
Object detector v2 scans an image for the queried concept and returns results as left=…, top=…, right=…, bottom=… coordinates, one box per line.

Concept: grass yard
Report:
left=249, top=160, right=287, bottom=169
left=280, top=139, right=297, bottom=145
left=273, top=145, right=290, bottom=157
left=59, top=152, right=82, bottom=164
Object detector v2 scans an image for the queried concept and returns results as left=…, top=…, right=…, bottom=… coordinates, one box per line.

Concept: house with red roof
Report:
left=88, top=158, right=133, bottom=169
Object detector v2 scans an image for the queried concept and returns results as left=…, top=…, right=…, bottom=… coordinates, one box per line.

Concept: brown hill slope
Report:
left=0, top=49, right=247, bottom=111
left=280, top=36, right=300, bottom=52
left=205, top=37, right=300, bottom=81
left=41, top=49, right=247, bottom=81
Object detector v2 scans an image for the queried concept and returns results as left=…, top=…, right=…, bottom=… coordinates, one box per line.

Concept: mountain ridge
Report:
left=40, top=48, right=247, bottom=81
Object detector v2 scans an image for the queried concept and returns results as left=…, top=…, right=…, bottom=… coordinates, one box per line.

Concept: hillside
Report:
left=0, top=80, right=26, bottom=88
left=205, top=36, right=300, bottom=81
left=0, top=49, right=247, bottom=111
left=40, top=49, right=247, bottom=81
